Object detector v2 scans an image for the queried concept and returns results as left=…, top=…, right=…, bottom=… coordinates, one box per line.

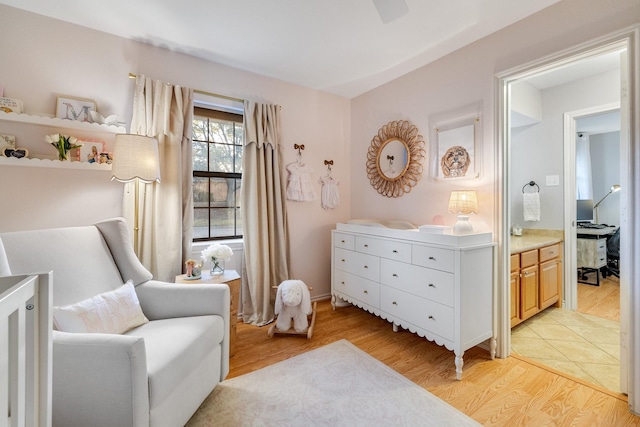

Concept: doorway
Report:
left=495, top=27, right=638, bottom=410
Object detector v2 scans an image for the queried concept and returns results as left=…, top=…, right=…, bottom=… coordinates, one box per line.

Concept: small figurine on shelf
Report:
left=87, top=145, right=99, bottom=163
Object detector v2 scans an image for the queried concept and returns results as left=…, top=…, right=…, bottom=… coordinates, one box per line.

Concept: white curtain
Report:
left=576, top=133, right=594, bottom=199
left=125, top=75, right=194, bottom=282
left=241, top=101, right=290, bottom=325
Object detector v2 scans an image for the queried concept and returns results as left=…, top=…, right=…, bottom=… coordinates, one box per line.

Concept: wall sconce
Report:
left=448, top=190, right=478, bottom=235
left=593, top=184, right=620, bottom=223
left=111, top=134, right=161, bottom=254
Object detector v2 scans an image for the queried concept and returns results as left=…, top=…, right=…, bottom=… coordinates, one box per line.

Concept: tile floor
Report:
left=511, top=307, right=620, bottom=392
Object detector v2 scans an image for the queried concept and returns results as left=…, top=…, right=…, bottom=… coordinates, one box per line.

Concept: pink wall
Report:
left=350, top=0, right=638, bottom=232
left=0, top=5, right=351, bottom=298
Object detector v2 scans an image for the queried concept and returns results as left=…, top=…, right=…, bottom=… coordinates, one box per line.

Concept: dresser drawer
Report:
left=334, top=269, right=380, bottom=308
left=411, top=245, right=454, bottom=273
left=539, top=243, right=561, bottom=262
left=333, top=232, right=355, bottom=250
left=355, top=236, right=411, bottom=263
left=380, top=259, right=454, bottom=307
left=334, top=247, right=380, bottom=282
left=380, top=286, right=454, bottom=340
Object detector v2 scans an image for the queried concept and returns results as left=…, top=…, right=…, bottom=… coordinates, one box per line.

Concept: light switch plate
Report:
left=546, top=175, right=560, bottom=186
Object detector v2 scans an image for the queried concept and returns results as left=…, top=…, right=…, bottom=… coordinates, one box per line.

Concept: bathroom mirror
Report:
left=366, top=120, right=425, bottom=197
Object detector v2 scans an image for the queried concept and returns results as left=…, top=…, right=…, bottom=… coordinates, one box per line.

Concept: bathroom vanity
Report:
left=331, top=221, right=496, bottom=380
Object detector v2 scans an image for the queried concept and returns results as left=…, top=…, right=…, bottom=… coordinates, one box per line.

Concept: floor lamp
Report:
left=111, top=134, right=161, bottom=255
left=593, top=184, right=620, bottom=224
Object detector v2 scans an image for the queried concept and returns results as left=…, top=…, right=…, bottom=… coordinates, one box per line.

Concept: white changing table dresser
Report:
left=331, top=223, right=496, bottom=379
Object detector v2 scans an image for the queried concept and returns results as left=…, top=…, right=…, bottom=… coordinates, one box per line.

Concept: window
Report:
left=192, top=107, right=243, bottom=241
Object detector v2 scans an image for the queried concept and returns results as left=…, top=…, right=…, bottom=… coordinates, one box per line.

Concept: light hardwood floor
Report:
left=231, top=299, right=640, bottom=426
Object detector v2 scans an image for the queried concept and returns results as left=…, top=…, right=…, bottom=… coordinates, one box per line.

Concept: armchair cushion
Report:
left=126, top=315, right=225, bottom=410
left=53, top=280, right=149, bottom=334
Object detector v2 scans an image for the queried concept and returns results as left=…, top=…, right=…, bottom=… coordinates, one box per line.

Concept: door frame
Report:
left=563, top=102, right=620, bottom=311
left=495, top=25, right=639, bottom=412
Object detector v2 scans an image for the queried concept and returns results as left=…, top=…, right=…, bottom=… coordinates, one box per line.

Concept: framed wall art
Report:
left=430, top=107, right=482, bottom=180
left=56, top=96, right=96, bottom=122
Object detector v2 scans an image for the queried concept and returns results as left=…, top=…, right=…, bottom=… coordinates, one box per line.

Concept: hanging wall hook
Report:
left=324, top=159, right=334, bottom=171
left=294, top=144, right=305, bottom=155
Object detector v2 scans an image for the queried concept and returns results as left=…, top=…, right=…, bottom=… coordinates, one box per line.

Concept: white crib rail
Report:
left=0, top=274, right=52, bottom=427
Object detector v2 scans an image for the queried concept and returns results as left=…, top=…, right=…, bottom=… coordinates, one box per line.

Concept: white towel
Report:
left=523, top=192, right=540, bottom=222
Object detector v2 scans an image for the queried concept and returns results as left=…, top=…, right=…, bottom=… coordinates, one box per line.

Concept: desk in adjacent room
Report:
left=576, top=225, right=617, bottom=286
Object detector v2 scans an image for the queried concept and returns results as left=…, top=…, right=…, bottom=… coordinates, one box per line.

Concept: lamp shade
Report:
left=111, top=134, right=161, bottom=183
left=448, top=190, right=478, bottom=214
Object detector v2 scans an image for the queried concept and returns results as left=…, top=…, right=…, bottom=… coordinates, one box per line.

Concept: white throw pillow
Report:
left=53, top=280, right=149, bottom=334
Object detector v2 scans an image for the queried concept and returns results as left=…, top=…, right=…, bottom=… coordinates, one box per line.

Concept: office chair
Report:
left=602, top=227, right=620, bottom=278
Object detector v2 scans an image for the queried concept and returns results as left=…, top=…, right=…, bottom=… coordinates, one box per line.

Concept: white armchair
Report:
left=0, top=218, right=229, bottom=427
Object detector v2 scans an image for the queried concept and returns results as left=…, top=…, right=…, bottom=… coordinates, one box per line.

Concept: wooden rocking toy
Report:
left=267, top=281, right=317, bottom=339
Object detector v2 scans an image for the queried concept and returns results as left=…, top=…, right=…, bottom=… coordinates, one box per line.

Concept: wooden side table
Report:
left=175, top=270, right=241, bottom=357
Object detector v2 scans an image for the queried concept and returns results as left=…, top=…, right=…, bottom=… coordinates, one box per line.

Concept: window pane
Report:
left=209, top=143, right=234, bottom=173
left=193, top=208, right=209, bottom=239
left=235, top=179, right=241, bottom=207
left=209, top=177, right=235, bottom=207
left=193, top=117, right=208, bottom=141
left=193, top=141, right=208, bottom=172
left=235, top=206, right=242, bottom=236
left=193, top=177, right=209, bottom=208
left=235, top=145, right=243, bottom=173
left=209, top=208, right=235, bottom=238
left=209, top=120, right=235, bottom=143
left=234, top=123, right=244, bottom=145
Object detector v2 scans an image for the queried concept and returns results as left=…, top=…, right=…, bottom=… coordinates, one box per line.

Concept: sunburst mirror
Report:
left=366, top=120, right=426, bottom=197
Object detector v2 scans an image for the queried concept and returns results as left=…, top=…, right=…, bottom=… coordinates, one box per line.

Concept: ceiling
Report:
left=0, top=0, right=562, bottom=98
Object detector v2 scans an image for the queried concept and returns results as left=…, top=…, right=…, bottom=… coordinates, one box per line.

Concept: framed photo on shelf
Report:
left=56, top=96, right=96, bottom=122
left=76, top=140, right=105, bottom=163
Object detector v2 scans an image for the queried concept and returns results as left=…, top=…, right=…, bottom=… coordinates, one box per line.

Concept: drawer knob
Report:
left=341, top=240, right=345, bottom=243
left=428, top=256, right=436, bottom=261
left=363, top=290, right=368, bottom=294
left=392, top=250, right=398, bottom=253
left=428, top=315, right=435, bottom=320
left=428, top=283, right=435, bottom=288
left=341, top=259, right=345, bottom=262
left=364, top=265, right=368, bottom=269
left=392, top=301, right=397, bottom=305
left=392, top=273, right=398, bottom=277
left=341, top=281, right=345, bottom=285
left=364, top=244, right=369, bottom=248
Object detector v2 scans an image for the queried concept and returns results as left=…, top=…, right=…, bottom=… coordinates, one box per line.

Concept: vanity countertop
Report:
left=510, top=229, right=563, bottom=254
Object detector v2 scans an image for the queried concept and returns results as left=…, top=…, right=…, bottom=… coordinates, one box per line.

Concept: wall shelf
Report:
left=0, top=111, right=126, bottom=133
left=0, top=156, right=112, bottom=170
left=0, top=111, right=124, bottom=170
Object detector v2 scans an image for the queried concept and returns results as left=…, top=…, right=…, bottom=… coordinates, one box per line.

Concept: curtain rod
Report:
left=128, top=73, right=244, bottom=104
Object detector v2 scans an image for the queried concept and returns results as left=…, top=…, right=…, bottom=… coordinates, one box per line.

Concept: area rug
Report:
left=186, top=339, right=480, bottom=426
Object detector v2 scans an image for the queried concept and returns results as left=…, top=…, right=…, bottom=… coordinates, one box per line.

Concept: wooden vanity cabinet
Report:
left=510, top=242, right=563, bottom=328
left=520, top=250, right=539, bottom=322
left=510, top=254, right=520, bottom=328
left=539, top=244, right=562, bottom=308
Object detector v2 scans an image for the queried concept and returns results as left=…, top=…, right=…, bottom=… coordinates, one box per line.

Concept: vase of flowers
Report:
left=201, top=243, right=233, bottom=276
left=45, top=133, right=83, bottom=161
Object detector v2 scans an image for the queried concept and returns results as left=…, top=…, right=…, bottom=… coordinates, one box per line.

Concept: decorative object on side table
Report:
left=201, top=243, right=233, bottom=275
left=45, top=133, right=83, bottom=161
left=448, top=190, right=478, bottom=235
left=184, top=259, right=202, bottom=280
